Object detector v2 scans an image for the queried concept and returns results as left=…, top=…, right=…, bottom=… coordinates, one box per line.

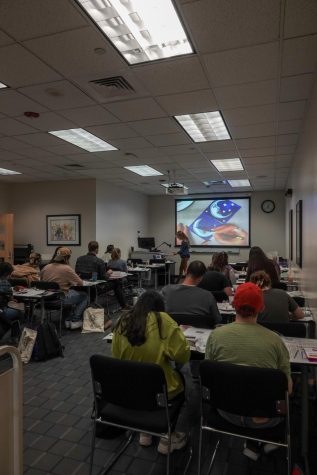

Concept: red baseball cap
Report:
left=233, top=282, right=264, bottom=314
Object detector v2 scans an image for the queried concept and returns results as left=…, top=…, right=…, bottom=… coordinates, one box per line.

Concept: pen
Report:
left=293, top=350, right=298, bottom=358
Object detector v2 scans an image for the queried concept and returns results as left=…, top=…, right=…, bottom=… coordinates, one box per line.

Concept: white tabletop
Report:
left=13, top=288, right=55, bottom=298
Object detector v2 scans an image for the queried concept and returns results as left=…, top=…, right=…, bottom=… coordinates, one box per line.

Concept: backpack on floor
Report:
left=32, top=321, right=64, bottom=361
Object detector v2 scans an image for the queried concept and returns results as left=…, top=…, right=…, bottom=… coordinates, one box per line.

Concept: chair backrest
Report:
left=230, top=262, right=247, bottom=271
left=90, top=355, right=168, bottom=411
left=258, top=321, right=306, bottom=338
left=77, top=272, right=93, bottom=280
left=169, top=313, right=215, bottom=329
left=150, top=259, right=166, bottom=264
left=31, top=281, right=60, bottom=290
left=200, top=360, right=288, bottom=418
left=292, top=296, right=305, bottom=307
left=272, top=281, right=287, bottom=291
left=8, top=278, right=28, bottom=288
left=211, top=290, right=229, bottom=302
left=130, top=258, right=143, bottom=265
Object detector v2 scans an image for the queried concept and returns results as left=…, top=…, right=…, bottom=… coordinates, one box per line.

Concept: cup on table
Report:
left=91, top=272, right=98, bottom=282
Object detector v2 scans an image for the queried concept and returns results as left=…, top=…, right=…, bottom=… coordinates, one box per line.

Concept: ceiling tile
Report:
left=134, top=57, right=209, bottom=95
left=203, top=42, right=279, bottom=87
left=236, top=136, right=276, bottom=149
left=14, top=132, right=65, bottom=148
left=0, top=136, right=32, bottom=150
left=24, top=27, right=125, bottom=78
left=182, top=0, right=280, bottom=53
left=146, top=133, right=191, bottom=147
left=59, top=105, right=119, bottom=127
left=17, top=112, right=76, bottom=132
left=109, top=137, right=153, bottom=150
left=127, top=118, right=180, bottom=136
left=0, top=30, right=14, bottom=46
left=282, top=35, right=317, bottom=76
left=214, top=80, right=276, bottom=109
left=284, top=0, right=317, bottom=38
left=0, top=0, right=87, bottom=41
left=278, top=101, right=307, bottom=121
left=19, top=80, right=95, bottom=110
left=277, top=134, right=298, bottom=146
left=86, top=124, right=138, bottom=140
left=239, top=147, right=276, bottom=158
left=0, top=90, right=48, bottom=117
left=278, top=120, right=302, bottom=134
left=155, top=89, right=218, bottom=115
left=204, top=150, right=239, bottom=161
left=229, top=122, right=276, bottom=139
left=0, top=118, right=37, bottom=136
left=280, top=74, right=315, bottom=101
left=223, top=104, right=276, bottom=127
left=104, top=98, right=166, bottom=122
left=0, top=44, right=61, bottom=88
left=197, top=140, right=235, bottom=153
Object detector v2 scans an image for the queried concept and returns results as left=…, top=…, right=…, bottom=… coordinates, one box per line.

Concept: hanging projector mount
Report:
left=165, top=170, right=188, bottom=195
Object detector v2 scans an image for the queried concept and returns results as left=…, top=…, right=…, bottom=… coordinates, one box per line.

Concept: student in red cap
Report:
left=205, top=282, right=292, bottom=460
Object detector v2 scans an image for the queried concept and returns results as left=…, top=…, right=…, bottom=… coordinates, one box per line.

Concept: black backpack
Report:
left=32, top=322, right=64, bottom=361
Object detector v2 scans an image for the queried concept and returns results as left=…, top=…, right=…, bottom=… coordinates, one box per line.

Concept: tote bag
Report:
left=82, top=304, right=105, bottom=333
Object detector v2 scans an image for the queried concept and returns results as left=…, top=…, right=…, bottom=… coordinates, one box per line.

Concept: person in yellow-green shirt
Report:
left=112, top=290, right=190, bottom=455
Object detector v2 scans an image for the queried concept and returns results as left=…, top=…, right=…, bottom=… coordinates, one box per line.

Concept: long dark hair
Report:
left=247, top=246, right=278, bottom=284
left=115, top=290, right=165, bottom=346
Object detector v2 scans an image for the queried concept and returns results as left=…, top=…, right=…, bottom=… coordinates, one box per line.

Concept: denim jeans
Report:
left=218, top=409, right=282, bottom=428
left=64, top=289, right=88, bottom=321
left=1, top=306, right=21, bottom=324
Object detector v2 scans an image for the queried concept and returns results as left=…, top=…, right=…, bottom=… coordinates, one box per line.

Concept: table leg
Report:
left=154, top=269, right=158, bottom=290
left=301, top=366, right=310, bottom=475
left=40, top=298, right=46, bottom=324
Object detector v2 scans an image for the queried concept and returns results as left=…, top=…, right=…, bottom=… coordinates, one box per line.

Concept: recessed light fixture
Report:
left=202, top=180, right=227, bottom=186
left=211, top=158, right=244, bottom=172
left=49, top=128, right=117, bottom=152
left=76, top=0, right=193, bottom=64
left=0, top=167, right=21, bottom=175
left=228, top=179, right=251, bottom=187
left=174, top=111, right=230, bottom=142
left=124, top=165, right=163, bottom=176
left=0, top=81, right=8, bottom=89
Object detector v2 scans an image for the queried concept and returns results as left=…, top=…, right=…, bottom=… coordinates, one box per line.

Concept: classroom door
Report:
left=0, top=213, right=14, bottom=264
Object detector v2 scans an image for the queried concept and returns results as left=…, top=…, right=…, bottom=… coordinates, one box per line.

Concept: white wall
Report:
left=0, top=184, right=9, bottom=213
left=7, top=179, right=96, bottom=264
left=148, top=191, right=285, bottom=267
left=285, top=77, right=317, bottom=311
left=96, top=181, right=149, bottom=260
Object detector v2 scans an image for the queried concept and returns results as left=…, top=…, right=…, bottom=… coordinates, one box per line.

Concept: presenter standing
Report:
left=175, top=230, right=190, bottom=280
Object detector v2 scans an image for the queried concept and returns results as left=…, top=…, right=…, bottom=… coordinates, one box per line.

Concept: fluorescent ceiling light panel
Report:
left=202, top=180, right=227, bottom=186
left=49, top=128, right=117, bottom=152
left=228, top=179, right=251, bottom=187
left=211, top=158, right=244, bottom=172
left=0, top=168, right=21, bottom=175
left=0, top=81, right=8, bottom=89
left=77, top=0, right=193, bottom=64
left=124, top=165, right=163, bottom=176
left=175, top=111, right=230, bottom=142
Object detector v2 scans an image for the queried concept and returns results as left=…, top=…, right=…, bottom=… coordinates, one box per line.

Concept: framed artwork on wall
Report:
left=46, top=214, right=81, bottom=246
left=295, top=200, right=302, bottom=267
left=289, top=209, right=293, bottom=261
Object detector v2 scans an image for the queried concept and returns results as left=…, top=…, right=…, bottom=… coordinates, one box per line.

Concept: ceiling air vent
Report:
left=89, top=76, right=135, bottom=99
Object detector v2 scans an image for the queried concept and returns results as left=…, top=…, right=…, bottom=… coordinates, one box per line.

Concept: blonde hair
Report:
left=111, top=248, right=121, bottom=260
left=176, top=231, right=189, bottom=241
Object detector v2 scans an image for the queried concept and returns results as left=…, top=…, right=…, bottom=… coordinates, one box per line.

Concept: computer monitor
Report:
left=138, top=237, right=155, bottom=250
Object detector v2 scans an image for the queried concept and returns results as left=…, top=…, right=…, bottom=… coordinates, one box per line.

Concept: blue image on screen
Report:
left=188, top=200, right=241, bottom=240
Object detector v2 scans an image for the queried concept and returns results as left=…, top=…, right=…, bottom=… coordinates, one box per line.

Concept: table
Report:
left=77, top=280, right=107, bottom=304
left=13, top=288, right=56, bottom=323
left=127, top=267, right=150, bottom=289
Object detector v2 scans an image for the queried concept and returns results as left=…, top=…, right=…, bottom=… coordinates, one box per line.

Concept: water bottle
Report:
left=91, top=272, right=97, bottom=282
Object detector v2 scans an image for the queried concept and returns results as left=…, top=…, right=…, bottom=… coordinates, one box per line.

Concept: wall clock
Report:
left=261, top=200, right=275, bottom=213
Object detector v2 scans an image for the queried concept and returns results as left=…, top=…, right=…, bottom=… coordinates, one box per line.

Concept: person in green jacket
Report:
left=112, top=290, right=190, bottom=455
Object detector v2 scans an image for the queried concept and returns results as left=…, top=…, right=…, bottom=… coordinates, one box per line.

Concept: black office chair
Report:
left=30, top=281, right=64, bottom=335
left=258, top=321, right=306, bottom=338
left=292, top=296, right=305, bottom=307
left=273, top=282, right=288, bottom=291
left=89, top=355, right=191, bottom=475
left=210, top=291, right=229, bottom=303
left=9, top=277, right=29, bottom=288
left=169, top=313, right=215, bottom=329
left=198, top=361, right=291, bottom=475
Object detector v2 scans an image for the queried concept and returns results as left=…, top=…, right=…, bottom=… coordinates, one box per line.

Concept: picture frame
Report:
left=46, top=214, right=81, bottom=246
left=295, top=200, right=302, bottom=267
left=289, top=209, right=293, bottom=261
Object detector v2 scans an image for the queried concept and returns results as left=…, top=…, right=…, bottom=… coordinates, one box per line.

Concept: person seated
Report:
left=209, top=252, right=236, bottom=286
left=40, top=247, right=88, bottom=330
left=250, top=270, right=304, bottom=323
left=107, top=248, right=128, bottom=272
left=75, top=241, right=107, bottom=280
left=112, top=290, right=190, bottom=454
left=161, top=261, right=221, bottom=326
left=11, top=252, right=41, bottom=284
left=205, top=282, right=292, bottom=459
left=246, top=246, right=279, bottom=287
left=0, top=262, right=23, bottom=337
left=75, top=241, right=127, bottom=309
left=104, top=244, right=114, bottom=262
left=198, top=253, right=233, bottom=298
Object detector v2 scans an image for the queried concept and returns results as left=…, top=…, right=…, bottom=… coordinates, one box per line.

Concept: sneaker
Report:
left=70, top=321, right=82, bottom=330
left=243, top=441, right=261, bottom=461
left=104, top=319, right=112, bottom=330
left=263, top=443, right=279, bottom=454
left=64, top=320, right=71, bottom=329
left=157, top=432, right=187, bottom=455
left=139, top=433, right=152, bottom=447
